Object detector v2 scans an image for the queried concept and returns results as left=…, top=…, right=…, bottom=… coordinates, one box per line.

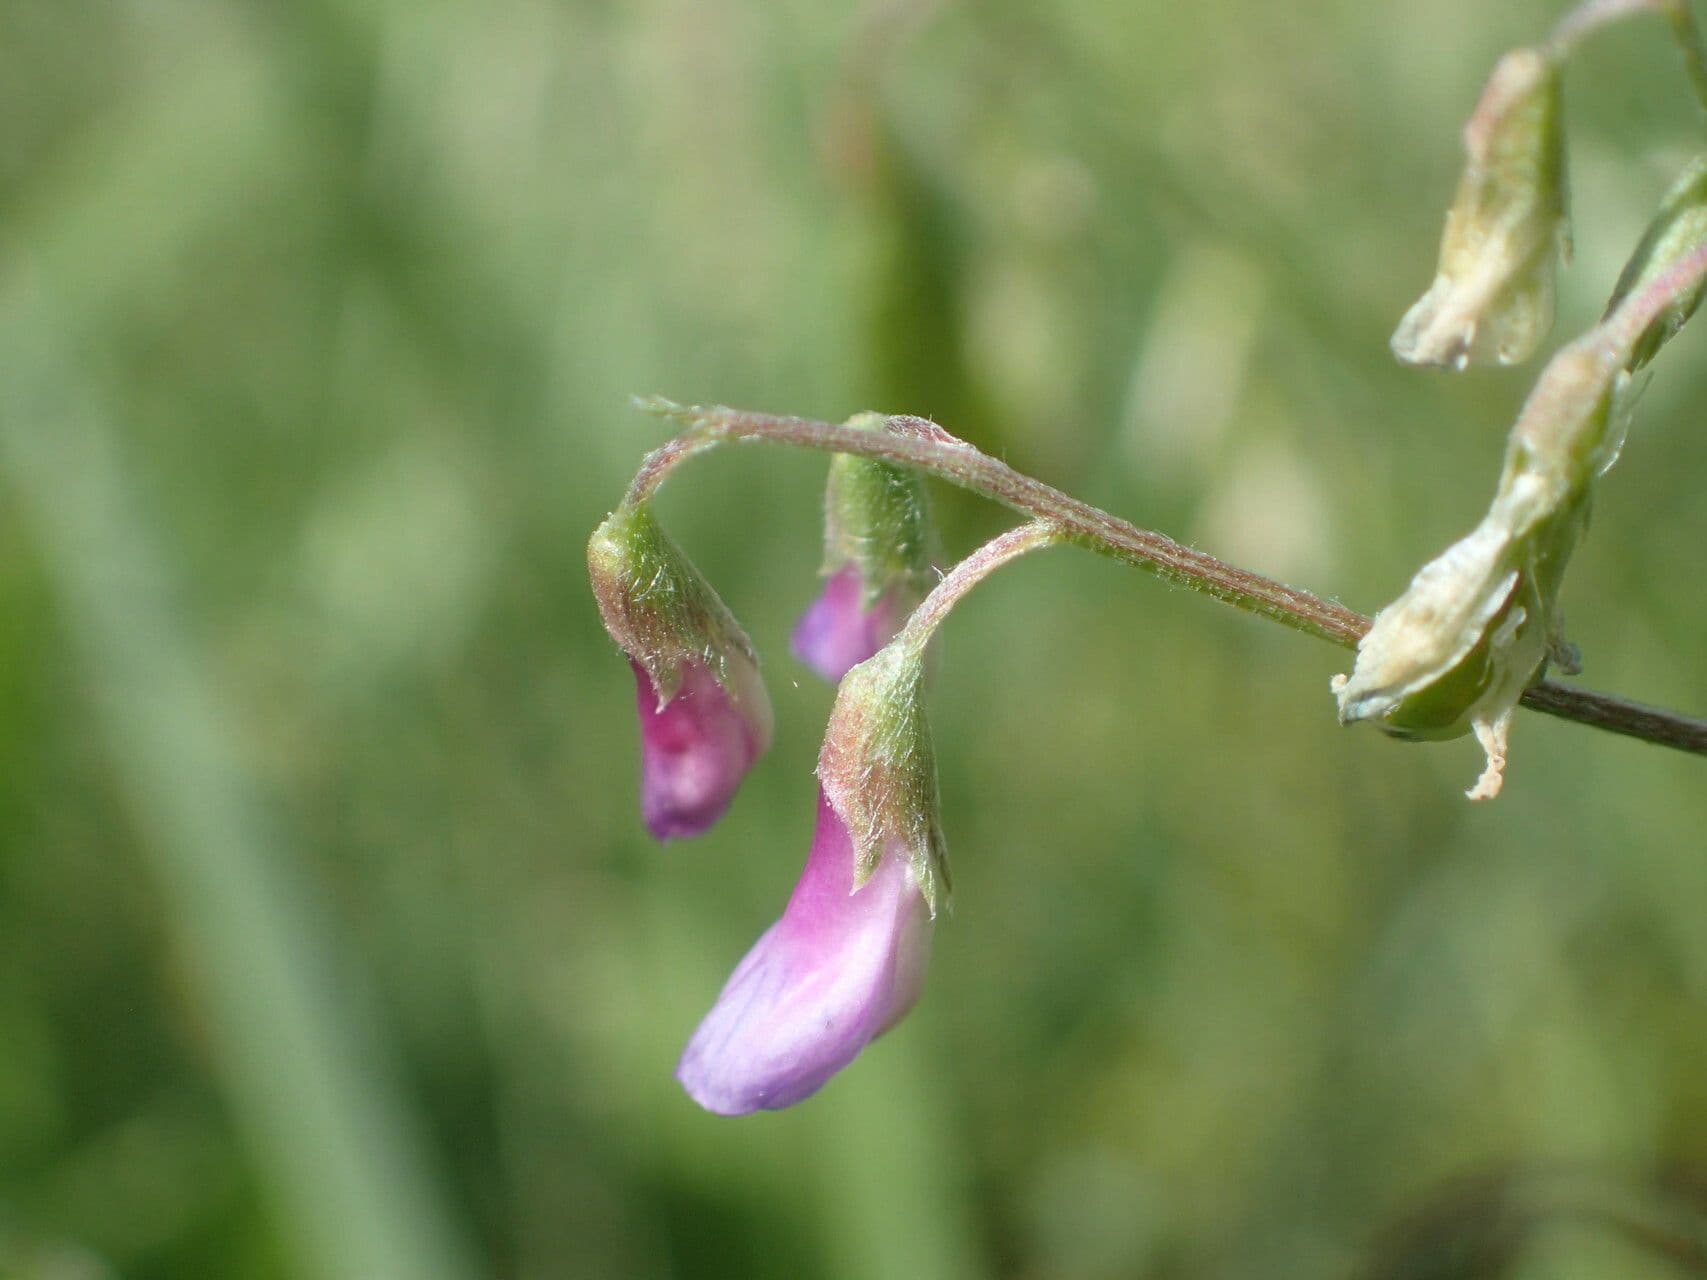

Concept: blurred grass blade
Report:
left=0, top=279, right=480, bottom=1280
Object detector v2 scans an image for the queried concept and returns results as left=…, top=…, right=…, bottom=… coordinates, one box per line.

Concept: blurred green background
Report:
left=4, top=1, right=1707, bottom=1277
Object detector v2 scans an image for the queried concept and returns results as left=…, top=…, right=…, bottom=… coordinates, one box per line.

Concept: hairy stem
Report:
left=632, top=399, right=1367, bottom=647
left=898, top=520, right=1065, bottom=651
left=630, top=397, right=1707, bottom=760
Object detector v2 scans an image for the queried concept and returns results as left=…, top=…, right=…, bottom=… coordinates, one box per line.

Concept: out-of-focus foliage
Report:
left=3, top=0, right=1707, bottom=1277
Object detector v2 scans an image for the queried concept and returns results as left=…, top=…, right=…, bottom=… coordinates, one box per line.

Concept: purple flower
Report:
left=633, top=657, right=772, bottom=842
left=790, top=565, right=907, bottom=683
left=795, top=436, right=936, bottom=683
left=676, top=788, right=932, bottom=1115
left=589, top=501, right=774, bottom=841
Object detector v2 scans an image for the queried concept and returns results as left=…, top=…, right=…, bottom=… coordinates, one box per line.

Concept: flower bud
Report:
left=1391, top=48, right=1569, bottom=369
left=588, top=502, right=773, bottom=840
left=1602, top=156, right=1707, bottom=372
left=676, top=640, right=942, bottom=1114
left=791, top=415, right=938, bottom=683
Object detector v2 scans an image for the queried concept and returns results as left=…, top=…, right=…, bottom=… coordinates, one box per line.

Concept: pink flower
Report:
left=790, top=565, right=907, bottom=683
left=633, top=658, right=772, bottom=842
left=590, top=501, right=774, bottom=841
left=676, top=788, right=932, bottom=1114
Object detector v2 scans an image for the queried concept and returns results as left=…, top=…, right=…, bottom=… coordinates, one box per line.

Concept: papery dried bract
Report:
left=1336, top=334, right=1622, bottom=797
left=1391, top=48, right=1569, bottom=369
left=589, top=502, right=773, bottom=839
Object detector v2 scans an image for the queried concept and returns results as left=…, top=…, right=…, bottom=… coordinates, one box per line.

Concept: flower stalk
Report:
left=624, top=398, right=1707, bottom=761
left=675, top=521, right=1060, bottom=1114
left=1546, top=0, right=1707, bottom=119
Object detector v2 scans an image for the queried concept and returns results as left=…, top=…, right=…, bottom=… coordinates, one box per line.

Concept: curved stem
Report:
left=1547, top=0, right=1707, bottom=120
left=897, top=520, right=1064, bottom=652
left=624, top=432, right=719, bottom=506
left=1602, top=239, right=1707, bottom=348
left=636, top=397, right=1367, bottom=647
left=1664, top=0, right=1707, bottom=116
left=632, top=397, right=1707, bottom=761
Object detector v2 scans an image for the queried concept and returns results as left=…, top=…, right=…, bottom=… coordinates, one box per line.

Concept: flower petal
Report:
left=791, top=565, right=902, bottom=684
left=635, top=658, right=770, bottom=841
left=676, top=790, right=931, bottom=1114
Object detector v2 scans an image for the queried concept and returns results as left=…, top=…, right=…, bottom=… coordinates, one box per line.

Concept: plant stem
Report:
left=632, top=400, right=1367, bottom=647
left=1547, top=0, right=1707, bottom=119
left=1518, top=683, right=1707, bottom=753
left=1603, top=239, right=1707, bottom=348
left=897, top=520, right=1065, bottom=651
left=1664, top=0, right=1707, bottom=117
left=631, top=397, right=1707, bottom=761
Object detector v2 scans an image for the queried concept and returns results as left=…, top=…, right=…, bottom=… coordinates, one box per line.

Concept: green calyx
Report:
left=587, top=501, right=759, bottom=704
left=821, top=413, right=938, bottom=609
left=816, top=640, right=949, bottom=916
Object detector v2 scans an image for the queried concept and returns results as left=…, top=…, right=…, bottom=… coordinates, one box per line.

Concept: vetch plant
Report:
left=591, top=0, right=1707, bottom=1114
left=679, top=523, right=1056, bottom=1113
left=588, top=501, right=773, bottom=840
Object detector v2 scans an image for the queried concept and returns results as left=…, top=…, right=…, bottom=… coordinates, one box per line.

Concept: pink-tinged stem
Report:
left=621, top=399, right=1707, bottom=759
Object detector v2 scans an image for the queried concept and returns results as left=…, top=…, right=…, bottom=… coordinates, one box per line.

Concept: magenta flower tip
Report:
left=633, top=658, right=771, bottom=841
left=676, top=790, right=932, bottom=1114
left=791, top=565, right=905, bottom=684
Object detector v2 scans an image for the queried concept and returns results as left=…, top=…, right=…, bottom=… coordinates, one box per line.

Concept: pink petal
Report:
left=791, top=565, right=904, bottom=683
left=634, top=659, right=770, bottom=841
left=676, top=790, right=932, bottom=1114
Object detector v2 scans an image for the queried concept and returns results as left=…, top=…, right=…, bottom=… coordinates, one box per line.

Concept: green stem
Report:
left=1547, top=0, right=1707, bottom=120
left=630, top=398, right=1707, bottom=760
left=632, top=399, right=1367, bottom=648
left=897, top=520, right=1065, bottom=652
left=1664, top=0, right=1707, bottom=117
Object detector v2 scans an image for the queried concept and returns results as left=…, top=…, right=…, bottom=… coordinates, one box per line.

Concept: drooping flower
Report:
left=792, top=417, right=937, bottom=683
left=632, top=657, right=771, bottom=841
left=1391, top=47, right=1569, bottom=369
left=676, top=789, right=931, bottom=1114
left=677, top=639, right=947, bottom=1113
left=589, top=502, right=773, bottom=840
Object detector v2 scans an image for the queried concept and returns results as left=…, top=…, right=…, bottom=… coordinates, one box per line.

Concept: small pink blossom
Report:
left=633, top=658, right=772, bottom=841
left=676, top=789, right=931, bottom=1114
left=791, top=565, right=906, bottom=683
